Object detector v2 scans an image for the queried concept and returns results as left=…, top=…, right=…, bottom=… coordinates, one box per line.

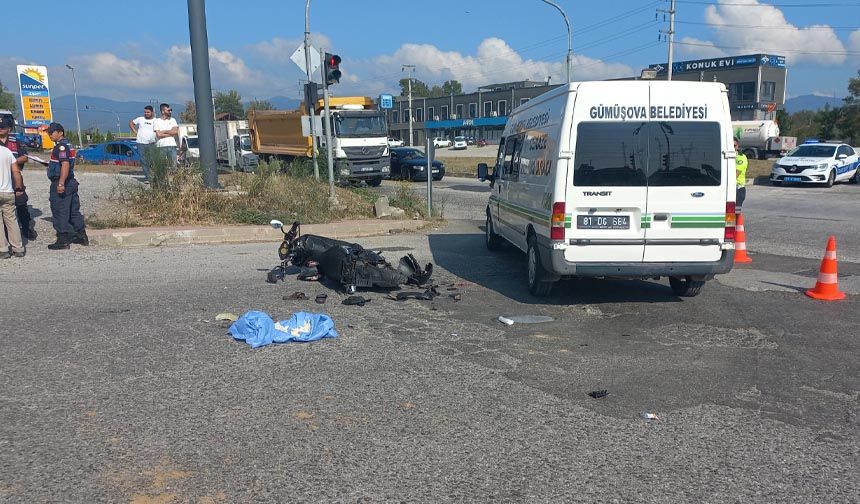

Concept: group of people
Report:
left=129, top=103, right=179, bottom=180
left=1, top=118, right=87, bottom=258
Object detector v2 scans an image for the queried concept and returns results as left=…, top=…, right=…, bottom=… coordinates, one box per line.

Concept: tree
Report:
left=787, top=110, right=819, bottom=142
left=0, top=80, right=17, bottom=114
left=180, top=100, right=197, bottom=123
left=399, top=78, right=430, bottom=98
left=815, top=105, right=840, bottom=141
left=442, top=80, right=463, bottom=96
left=247, top=99, right=274, bottom=112
left=775, top=109, right=792, bottom=136
left=837, top=71, right=860, bottom=145
left=214, top=90, right=245, bottom=119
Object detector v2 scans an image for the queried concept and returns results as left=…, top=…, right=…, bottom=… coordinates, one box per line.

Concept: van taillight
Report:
left=551, top=202, right=566, bottom=240
left=724, top=202, right=736, bottom=241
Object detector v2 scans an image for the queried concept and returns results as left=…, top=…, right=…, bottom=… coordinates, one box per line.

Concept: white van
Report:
left=478, top=81, right=737, bottom=297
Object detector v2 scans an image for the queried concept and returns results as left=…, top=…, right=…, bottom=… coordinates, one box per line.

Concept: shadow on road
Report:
left=428, top=231, right=682, bottom=305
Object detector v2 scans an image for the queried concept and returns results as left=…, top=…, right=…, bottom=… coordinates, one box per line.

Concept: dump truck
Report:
left=732, top=120, right=797, bottom=159
left=247, top=96, right=390, bottom=186
left=214, top=120, right=258, bottom=171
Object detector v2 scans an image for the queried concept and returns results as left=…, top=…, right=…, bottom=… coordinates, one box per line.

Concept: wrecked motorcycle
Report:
left=266, top=220, right=432, bottom=293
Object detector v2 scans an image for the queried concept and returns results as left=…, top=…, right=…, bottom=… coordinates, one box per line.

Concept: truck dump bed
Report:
left=247, top=110, right=311, bottom=157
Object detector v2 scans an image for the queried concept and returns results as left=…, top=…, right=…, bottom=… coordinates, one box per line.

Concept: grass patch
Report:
left=439, top=157, right=494, bottom=178
left=86, top=212, right=142, bottom=229
left=103, top=159, right=375, bottom=227
left=748, top=159, right=773, bottom=179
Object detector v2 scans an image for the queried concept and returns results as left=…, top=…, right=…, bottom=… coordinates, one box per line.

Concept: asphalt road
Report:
left=2, top=198, right=858, bottom=501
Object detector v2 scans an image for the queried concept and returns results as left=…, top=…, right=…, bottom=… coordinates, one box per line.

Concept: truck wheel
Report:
left=743, top=148, right=757, bottom=159
left=825, top=169, right=835, bottom=188
left=527, top=237, right=554, bottom=297
left=367, top=177, right=383, bottom=187
left=485, top=211, right=503, bottom=251
left=669, top=276, right=706, bottom=297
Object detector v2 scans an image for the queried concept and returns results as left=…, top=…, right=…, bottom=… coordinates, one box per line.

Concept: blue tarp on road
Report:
left=229, top=310, right=338, bottom=348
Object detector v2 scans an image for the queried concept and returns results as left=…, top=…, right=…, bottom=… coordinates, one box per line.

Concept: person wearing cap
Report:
left=0, top=114, right=36, bottom=240
left=129, top=105, right=157, bottom=181
left=0, top=141, right=25, bottom=258
left=45, top=123, right=88, bottom=250
left=734, top=137, right=748, bottom=211
left=154, top=103, right=179, bottom=168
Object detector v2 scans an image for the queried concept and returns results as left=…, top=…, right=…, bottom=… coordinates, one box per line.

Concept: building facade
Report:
left=647, top=54, right=787, bottom=121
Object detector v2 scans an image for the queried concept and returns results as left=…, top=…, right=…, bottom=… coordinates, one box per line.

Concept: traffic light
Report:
left=324, top=53, right=342, bottom=86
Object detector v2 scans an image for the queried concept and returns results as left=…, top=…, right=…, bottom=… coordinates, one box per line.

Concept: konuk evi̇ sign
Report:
left=17, top=65, right=54, bottom=127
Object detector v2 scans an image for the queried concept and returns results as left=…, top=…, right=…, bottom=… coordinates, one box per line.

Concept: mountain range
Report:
left=783, top=94, right=844, bottom=114
left=43, top=95, right=302, bottom=133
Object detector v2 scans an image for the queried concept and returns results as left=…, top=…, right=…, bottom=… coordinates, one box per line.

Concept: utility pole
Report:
left=65, top=65, right=83, bottom=146
left=187, top=0, right=218, bottom=188
left=659, top=0, right=676, bottom=80
left=402, top=65, right=415, bottom=146
left=540, top=0, right=572, bottom=83
left=304, top=0, right=320, bottom=179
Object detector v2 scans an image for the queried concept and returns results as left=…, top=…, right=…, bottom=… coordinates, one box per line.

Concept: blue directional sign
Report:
left=379, top=94, right=394, bottom=109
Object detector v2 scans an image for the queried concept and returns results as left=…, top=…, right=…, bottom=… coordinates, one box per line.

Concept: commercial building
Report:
left=383, top=54, right=787, bottom=145
left=646, top=54, right=787, bottom=121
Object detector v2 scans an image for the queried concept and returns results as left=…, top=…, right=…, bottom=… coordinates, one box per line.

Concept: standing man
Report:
left=154, top=103, right=179, bottom=168
left=45, top=123, right=87, bottom=250
left=0, top=113, right=36, bottom=240
left=0, top=143, right=25, bottom=258
left=734, top=137, right=748, bottom=211
left=129, top=105, right=157, bottom=181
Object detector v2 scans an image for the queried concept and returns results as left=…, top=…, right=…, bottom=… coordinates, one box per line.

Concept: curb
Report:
left=88, top=219, right=428, bottom=248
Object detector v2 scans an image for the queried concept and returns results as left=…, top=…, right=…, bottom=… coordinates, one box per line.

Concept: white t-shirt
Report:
left=133, top=116, right=157, bottom=144
left=0, top=145, right=15, bottom=193
left=154, top=117, right=178, bottom=147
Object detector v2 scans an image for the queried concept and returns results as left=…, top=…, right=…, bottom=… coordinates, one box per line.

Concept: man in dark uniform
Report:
left=0, top=114, right=36, bottom=240
left=45, top=123, right=87, bottom=250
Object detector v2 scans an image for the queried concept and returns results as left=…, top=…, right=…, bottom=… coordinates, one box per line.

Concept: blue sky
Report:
left=3, top=0, right=859, bottom=103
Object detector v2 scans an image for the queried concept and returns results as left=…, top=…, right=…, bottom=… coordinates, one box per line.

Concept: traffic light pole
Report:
left=304, top=0, right=320, bottom=180
left=321, top=48, right=337, bottom=203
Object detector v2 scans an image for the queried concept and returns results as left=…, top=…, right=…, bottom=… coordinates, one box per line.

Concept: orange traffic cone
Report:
left=805, top=235, right=846, bottom=301
left=734, top=213, right=752, bottom=263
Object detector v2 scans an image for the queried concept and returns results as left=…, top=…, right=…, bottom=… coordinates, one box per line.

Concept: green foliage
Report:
left=180, top=100, right=196, bottom=123
left=247, top=99, right=275, bottom=112
left=775, top=109, right=791, bottom=135
left=214, top=90, right=245, bottom=119
left=442, top=80, right=463, bottom=96
left=0, top=80, right=16, bottom=114
left=399, top=78, right=431, bottom=98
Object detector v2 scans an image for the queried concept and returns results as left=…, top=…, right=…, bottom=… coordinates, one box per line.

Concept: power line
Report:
left=674, top=39, right=860, bottom=55
left=676, top=20, right=860, bottom=30
left=675, top=0, right=860, bottom=6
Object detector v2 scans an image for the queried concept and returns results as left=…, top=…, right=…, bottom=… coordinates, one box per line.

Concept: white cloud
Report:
left=679, top=0, right=847, bottom=65
left=677, top=37, right=727, bottom=59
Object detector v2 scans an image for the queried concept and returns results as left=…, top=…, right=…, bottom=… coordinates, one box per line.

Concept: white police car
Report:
left=771, top=142, right=860, bottom=187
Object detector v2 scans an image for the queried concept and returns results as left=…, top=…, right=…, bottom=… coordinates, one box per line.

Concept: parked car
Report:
left=452, top=136, right=468, bottom=150
left=466, top=136, right=476, bottom=145
left=387, top=137, right=404, bottom=147
left=770, top=142, right=860, bottom=187
left=432, top=137, right=452, bottom=148
left=389, top=147, right=445, bottom=181
left=75, top=140, right=142, bottom=166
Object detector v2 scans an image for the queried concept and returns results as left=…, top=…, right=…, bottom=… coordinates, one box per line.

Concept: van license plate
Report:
left=577, top=215, right=630, bottom=230
left=784, top=176, right=801, bottom=182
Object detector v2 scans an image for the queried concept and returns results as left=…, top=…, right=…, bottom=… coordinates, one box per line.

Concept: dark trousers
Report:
left=49, top=178, right=85, bottom=236
left=736, top=186, right=746, bottom=211
left=16, top=203, right=31, bottom=233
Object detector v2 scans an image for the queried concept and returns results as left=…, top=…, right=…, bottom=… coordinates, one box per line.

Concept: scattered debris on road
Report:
left=498, top=316, right=515, bottom=326
left=508, top=315, right=555, bottom=324
left=343, top=295, right=372, bottom=306
left=215, top=312, right=239, bottom=322
left=588, top=390, right=609, bottom=399
left=284, top=292, right=308, bottom=300
left=229, top=310, right=338, bottom=348
left=640, top=411, right=660, bottom=421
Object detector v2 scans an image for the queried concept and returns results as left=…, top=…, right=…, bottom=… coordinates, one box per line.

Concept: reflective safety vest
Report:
left=736, top=152, right=748, bottom=188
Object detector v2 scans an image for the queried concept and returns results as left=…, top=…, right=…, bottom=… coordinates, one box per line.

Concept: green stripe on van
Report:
left=671, top=216, right=725, bottom=222
left=670, top=222, right=726, bottom=228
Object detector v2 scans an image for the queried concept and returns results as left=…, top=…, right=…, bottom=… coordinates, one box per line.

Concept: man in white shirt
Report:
left=0, top=142, right=25, bottom=258
left=129, top=105, right=157, bottom=180
left=154, top=103, right=179, bottom=168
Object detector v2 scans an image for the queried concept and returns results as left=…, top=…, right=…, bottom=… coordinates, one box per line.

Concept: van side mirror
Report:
left=477, top=162, right=491, bottom=181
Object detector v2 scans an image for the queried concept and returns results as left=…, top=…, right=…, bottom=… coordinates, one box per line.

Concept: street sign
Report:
left=291, top=44, right=321, bottom=75
left=379, top=94, right=394, bottom=109
left=16, top=65, right=53, bottom=127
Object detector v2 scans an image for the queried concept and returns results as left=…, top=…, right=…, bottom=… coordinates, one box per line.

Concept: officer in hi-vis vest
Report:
left=734, top=137, right=748, bottom=211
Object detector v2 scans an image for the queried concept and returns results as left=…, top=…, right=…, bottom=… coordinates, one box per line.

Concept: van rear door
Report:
left=643, top=85, right=727, bottom=262
left=567, top=83, right=650, bottom=262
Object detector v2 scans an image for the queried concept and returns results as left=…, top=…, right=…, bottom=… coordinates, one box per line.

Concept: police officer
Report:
left=45, top=123, right=88, bottom=250
left=734, top=137, right=748, bottom=211
left=0, top=114, right=36, bottom=240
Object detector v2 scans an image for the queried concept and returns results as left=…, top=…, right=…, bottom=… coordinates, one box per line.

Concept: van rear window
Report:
left=574, top=122, right=721, bottom=187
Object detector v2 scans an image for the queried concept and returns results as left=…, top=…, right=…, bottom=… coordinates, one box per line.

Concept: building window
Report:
left=391, top=111, right=399, bottom=124
left=498, top=100, right=507, bottom=117
left=427, top=106, right=435, bottom=121
left=760, top=81, right=776, bottom=102
left=729, top=82, right=756, bottom=102
left=415, top=108, right=424, bottom=122
left=469, top=103, right=477, bottom=118
left=441, top=105, right=449, bottom=120
left=455, top=104, right=463, bottom=118
left=484, top=101, right=493, bottom=117
left=520, top=98, right=530, bottom=106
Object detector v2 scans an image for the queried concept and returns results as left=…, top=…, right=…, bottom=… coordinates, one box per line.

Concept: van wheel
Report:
left=527, top=238, right=554, bottom=297
left=825, top=170, right=835, bottom=188
left=669, top=276, right=706, bottom=297
left=485, top=212, right=503, bottom=251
